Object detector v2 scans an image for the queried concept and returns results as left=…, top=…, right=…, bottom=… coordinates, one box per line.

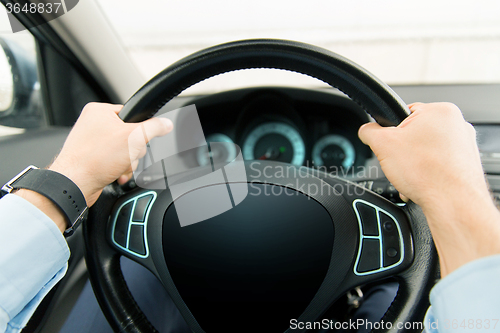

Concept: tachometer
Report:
left=197, top=133, right=237, bottom=166
left=312, top=134, right=355, bottom=170
left=242, top=122, right=305, bottom=166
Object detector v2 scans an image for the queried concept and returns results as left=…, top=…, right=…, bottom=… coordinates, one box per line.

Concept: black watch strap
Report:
left=1, top=166, right=88, bottom=237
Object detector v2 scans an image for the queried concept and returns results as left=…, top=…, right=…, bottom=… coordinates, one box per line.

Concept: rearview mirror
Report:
left=0, top=37, right=43, bottom=128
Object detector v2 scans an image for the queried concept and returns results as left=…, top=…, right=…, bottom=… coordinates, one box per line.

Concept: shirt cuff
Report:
left=3, top=264, right=67, bottom=333
left=425, top=254, right=500, bottom=332
left=0, top=194, right=70, bottom=323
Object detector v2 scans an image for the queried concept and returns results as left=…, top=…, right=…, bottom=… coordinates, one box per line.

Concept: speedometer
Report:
left=196, top=133, right=237, bottom=166
left=242, top=122, right=305, bottom=166
left=312, top=134, right=356, bottom=170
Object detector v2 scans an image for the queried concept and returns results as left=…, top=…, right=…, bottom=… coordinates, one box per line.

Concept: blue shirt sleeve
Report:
left=424, top=254, right=500, bottom=332
left=0, top=194, right=70, bottom=333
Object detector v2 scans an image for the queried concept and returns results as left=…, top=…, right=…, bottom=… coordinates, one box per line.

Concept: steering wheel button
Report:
left=383, top=220, right=394, bottom=232
left=387, top=247, right=398, bottom=258
left=356, top=239, right=381, bottom=273
left=113, top=202, right=132, bottom=248
left=355, top=202, right=379, bottom=236
left=132, top=194, right=153, bottom=222
left=380, top=212, right=402, bottom=267
left=128, top=225, right=146, bottom=255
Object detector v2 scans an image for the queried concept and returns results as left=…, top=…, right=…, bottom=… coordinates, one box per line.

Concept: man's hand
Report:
left=15, top=102, right=172, bottom=234
left=358, top=102, right=500, bottom=277
left=49, top=103, right=173, bottom=206
left=359, top=102, right=487, bottom=208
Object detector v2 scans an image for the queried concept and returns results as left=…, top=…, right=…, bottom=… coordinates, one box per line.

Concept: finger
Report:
left=126, top=117, right=173, bottom=161
left=399, top=193, right=410, bottom=203
left=131, top=159, right=139, bottom=172
left=118, top=174, right=131, bottom=185
left=407, top=102, right=424, bottom=113
left=111, top=104, right=124, bottom=115
left=358, top=122, right=384, bottom=146
left=117, top=167, right=132, bottom=185
left=141, top=117, right=174, bottom=143
left=116, top=157, right=140, bottom=185
left=137, top=145, right=148, bottom=160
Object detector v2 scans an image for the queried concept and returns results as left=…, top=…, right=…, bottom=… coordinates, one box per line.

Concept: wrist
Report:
left=4, top=165, right=89, bottom=235
left=15, top=189, right=68, bottom=233
left=422, top=188, right=500, bottom=277
left=421, top=184, right=496, bottom=224
left=49, top=159, right=95, bottom=206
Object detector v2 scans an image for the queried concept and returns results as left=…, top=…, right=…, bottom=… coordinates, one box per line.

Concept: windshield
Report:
left=97, top=0, right=500, bottom=93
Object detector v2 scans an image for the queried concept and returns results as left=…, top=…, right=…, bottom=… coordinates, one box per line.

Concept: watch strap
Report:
left=2, top=166, right=88, bottom=236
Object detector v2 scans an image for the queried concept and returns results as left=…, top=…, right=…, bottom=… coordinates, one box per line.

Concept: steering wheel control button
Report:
left=354, top=201, right=379, bottom=236
left=383, top=220, right=394, bottom=232
left=111, top=191, right=157, bottom=258
left=380, top=212, right=402, bottom=267
left=356, top=239, right=380, bottom=273
left=353, top=199, right=404, bottom=275
left=114, top=202, right=133, bottom=248
left=128, top=225, right=146, bottom=255
left=132, top=194, right=153, bottom=222
left=387, top=247, right=398, bottom=258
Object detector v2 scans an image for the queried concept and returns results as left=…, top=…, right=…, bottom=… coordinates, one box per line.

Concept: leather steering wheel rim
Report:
left=83, top=39, right=439, bottom=333
left=118, top=39, right=409, bottom=126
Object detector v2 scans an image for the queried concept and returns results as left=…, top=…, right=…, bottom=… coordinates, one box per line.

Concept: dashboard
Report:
left=179, top=87, right=373, bottom=175
left=162, top=86, right=500, bottom=206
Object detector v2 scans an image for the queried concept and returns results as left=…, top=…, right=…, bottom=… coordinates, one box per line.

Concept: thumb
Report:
left=127, top=117, right=173, bottom=161
left=141, top=117, right=174, bottom=143
left=358, top=122, right=384, bottom=146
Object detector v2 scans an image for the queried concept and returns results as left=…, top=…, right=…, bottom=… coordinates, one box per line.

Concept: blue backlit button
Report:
left=355, top=202, right=379, bottom=236
left=114, top=202, right=133, bottom=248
left=380, top=212, right=401, bottom=267
left=128, top=225, right=146, bottom=255
left=132, top=194, right=153, bottom=222
left=357, top=239, right=381, bottom=273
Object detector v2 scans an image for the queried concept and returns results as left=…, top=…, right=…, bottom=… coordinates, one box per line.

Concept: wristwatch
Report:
left=1, top=165, right=88, bottom=237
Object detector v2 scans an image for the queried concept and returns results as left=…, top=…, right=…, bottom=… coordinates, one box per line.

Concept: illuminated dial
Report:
left=242, top=122, right=305, bottom=166
left=196, top=133, right=236, bottom=166
left=312, top=135, right=356, bottom=170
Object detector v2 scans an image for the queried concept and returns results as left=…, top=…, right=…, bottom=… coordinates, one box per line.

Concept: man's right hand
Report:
left=358, top=102, right=500, bottom=277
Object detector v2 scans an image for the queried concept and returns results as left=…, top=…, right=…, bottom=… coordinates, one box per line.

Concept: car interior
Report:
left=0, top=1, right=499, bottom=332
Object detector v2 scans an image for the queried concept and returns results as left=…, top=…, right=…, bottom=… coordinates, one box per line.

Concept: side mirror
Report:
left=0, top=37, right=43, bottom=128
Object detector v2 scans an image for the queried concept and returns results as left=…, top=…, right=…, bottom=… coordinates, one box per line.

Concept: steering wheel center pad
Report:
left=162, top=183, right=335, bottom=332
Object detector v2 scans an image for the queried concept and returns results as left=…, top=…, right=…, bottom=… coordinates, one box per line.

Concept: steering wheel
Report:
left=83, top=39, right=439, bottom=333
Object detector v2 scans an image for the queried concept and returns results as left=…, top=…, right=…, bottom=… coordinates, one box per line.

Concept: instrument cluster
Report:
left=190, top=87, right=372, bottom=174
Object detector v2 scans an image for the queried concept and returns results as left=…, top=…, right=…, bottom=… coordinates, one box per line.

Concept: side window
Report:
left=0, top=31, right=46, bottom=136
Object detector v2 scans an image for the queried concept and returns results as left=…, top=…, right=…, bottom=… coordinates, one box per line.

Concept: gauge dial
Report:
left=196, top=133, right=237, bottom=166
left=312, top=135, right=356, bottom=170
left=242, top=122, right=305, bottom=166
